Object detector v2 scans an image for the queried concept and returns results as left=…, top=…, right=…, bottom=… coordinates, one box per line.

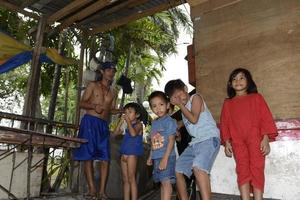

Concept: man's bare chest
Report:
left=93, top=84, right=113, bottom=103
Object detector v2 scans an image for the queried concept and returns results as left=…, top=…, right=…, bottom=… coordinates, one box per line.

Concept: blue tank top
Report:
left=182, top=94, right=220, bottom=144
left=120, top=123, right=144, bottom=156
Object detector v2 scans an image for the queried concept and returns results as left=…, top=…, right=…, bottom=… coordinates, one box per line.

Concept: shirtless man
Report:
left=73, top=62, right=121, bottom=200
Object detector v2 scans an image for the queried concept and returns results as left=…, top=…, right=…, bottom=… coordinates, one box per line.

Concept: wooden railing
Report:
left=0, top=111, right=86, bottom=199
left=0, top=111, right=82, bottom=147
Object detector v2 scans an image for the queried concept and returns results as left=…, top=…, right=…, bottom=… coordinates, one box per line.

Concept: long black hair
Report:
left=227, top=68, right=257, bottom=98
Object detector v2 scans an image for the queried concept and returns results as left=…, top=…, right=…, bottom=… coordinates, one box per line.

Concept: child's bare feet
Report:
left=98, top=193, right=109, bottom=200
left=83, top=193, right=97, bottom=200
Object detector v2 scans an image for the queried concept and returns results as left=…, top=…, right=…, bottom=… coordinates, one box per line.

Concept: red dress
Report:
left=220, top=93, right=277, bottom=191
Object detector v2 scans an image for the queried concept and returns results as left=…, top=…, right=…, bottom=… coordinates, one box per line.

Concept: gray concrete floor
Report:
left=139, top=189, right=280, bottom=200
left=33, top=190, right=280, bottom=200
left=34, top=193, right=122, bottom=200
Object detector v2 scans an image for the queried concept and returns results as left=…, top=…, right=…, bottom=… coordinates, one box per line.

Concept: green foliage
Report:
left=0, top=8, right=36, bottom=43
left=0, top=6, right=191, bottom=124
left=0, top=64, right=30, bottom=98
left=0, top=9, right=36, bottom=99
left=110, top=7, right=191, bottom=104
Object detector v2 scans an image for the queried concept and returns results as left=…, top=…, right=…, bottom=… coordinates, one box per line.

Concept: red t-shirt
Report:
left=220, top=93, right=278, bottom=144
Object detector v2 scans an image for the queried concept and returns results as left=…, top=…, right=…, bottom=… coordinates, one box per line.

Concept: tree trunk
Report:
left=63, top=66, right=70, bottom=128
left=135, top=65, right=145, bottom=104
left=52, top=151, right=70, bottom=192
left=41, top=32, right=66, bottom=193
left=47, top=32, right=66, bottom=126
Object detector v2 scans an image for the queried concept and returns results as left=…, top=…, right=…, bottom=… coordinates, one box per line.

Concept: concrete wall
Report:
left=0, top=151, right=43, bottom=199
left=211, top=140, right=300, bottom=199
left=190, top=0, right=300, bottom=120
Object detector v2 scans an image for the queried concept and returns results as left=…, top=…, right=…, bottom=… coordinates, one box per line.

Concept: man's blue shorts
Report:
left=73, top=114, right=110, bottom=161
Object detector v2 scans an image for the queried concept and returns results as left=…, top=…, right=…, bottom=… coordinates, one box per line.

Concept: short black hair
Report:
left=124, top=102, right=142, bottom=120
left=227, top=68, right=257, bottom=98
left=148, top=91, right=169, bottom=108
left=164, top=79, right=186, bottom=98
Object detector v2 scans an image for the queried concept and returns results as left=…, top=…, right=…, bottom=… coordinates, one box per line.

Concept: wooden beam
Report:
left=90, top=0, right=183, bottom=34
left=57, top=0, right=112, bottom=31
left=21, top=0, right=40, bottom=8
left=0, top=111, right=78, bottom=129
left=0, top=126, right=86, bottom=148
left=0, top=0, right=39, bottom=19
left=76, top=0, right=148, bottom=27
left=47, top=0, right=92, bottom=25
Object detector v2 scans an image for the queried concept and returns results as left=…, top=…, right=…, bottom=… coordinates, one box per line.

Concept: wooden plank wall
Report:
left=191, top=0, right=300, bottom=121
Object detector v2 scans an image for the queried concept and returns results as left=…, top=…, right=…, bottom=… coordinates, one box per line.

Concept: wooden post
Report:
left=22, top=15, right=47, bottom=199
left=24, top=16, right=47, bottom=119
left=75, top=33, right=85, bottom=127
left=72, top=32, right=86, bottom=194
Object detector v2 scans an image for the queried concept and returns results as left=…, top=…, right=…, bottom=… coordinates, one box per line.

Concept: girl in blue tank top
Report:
left=113, top=102, right=143, bottom=200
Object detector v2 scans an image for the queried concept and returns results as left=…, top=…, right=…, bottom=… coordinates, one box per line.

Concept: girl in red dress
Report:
left=220, top=68, right=277, bottom=200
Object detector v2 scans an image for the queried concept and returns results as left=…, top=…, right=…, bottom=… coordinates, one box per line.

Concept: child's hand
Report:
left=146, top=157, right=153, bottom=166
left=159, top=157, right=168, bottom=170
left=260, top=135, right=270, bottom=156
left=120, top=114, right=125, bottom=121
left=123, top=114, right=130, bottom=123
left=224, top=140, right=233, bottom=157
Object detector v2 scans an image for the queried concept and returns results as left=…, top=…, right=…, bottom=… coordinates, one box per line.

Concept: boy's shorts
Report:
left=153, top=155, right=176, bottom=184
left=73, top=114, right=110, bottom=161
left=175, top=137, right=220, bottom=177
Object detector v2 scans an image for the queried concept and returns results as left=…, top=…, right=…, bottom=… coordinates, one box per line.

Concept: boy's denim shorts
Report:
left=153, top=155, right=176, bottom=184
left=175, top=137, right=220, bottom=177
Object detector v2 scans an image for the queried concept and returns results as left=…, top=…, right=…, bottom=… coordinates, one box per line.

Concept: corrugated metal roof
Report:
left=1, top=0, right=185, bottom=34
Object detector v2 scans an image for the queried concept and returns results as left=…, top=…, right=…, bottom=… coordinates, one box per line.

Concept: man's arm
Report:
left=79, top=82, right=97, bottom=110
left=80, top=83, right=105, bottom=114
